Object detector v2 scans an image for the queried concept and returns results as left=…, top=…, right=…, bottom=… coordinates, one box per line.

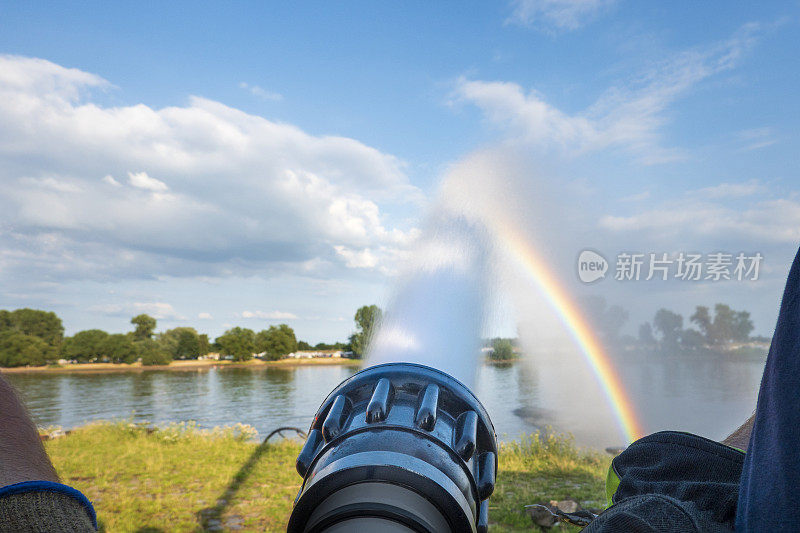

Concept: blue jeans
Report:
left=736, top=245, right=800, bottom=531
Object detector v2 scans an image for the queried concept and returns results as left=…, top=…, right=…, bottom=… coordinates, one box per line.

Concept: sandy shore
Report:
left=0, top=357, right=362, bottom=374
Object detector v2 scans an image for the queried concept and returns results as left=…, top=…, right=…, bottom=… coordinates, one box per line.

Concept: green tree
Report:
left=62, top=329, right=110, bottom=363
left=690, top=306, right=712, bottom=343
left=489, top=338, right=516, bottom=361
left=680, top=328, right=706, bottom=351
left=0, top=331, right=51, bottom=367
left=583, top=296, right=628, bottom=343
left=313, top=341, right=348, bottom=351
left=215, top=327, right=256, bottom=361
left=653, top=309, right=683, bottom=351
left=691, top=303, right=754, bottom=346
left=137, top=339, right=171, bottom=366
left=732, top=310, right=754, bottom=342
left=131, top=314, right=157, bottom=341
left=102, top=334, right=138, bottom=364
left=709, top=304, right=737, bottom=345
left=9, top=308, right=64, bottom=348
left=349, top=305, right=382, bottom=359
left=198, top=334, right=210, bottom=356
left=0, top=309, right=64, bottom=356
left=176, top=329, right=201, bottom=358
left=255, top=324, right=297, bottom=361
left=297, top=340, right=312, bottom=351
left=638, top=322, right=657, bottom=347
left=159, top=327, right=202, bottom=359
left=0, top=309, right=66, bottom=364
left=0, top=311, right=13, bottom=332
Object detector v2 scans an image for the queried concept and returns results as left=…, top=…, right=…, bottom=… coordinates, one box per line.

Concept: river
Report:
left=6, top=350, right=767, bottom=449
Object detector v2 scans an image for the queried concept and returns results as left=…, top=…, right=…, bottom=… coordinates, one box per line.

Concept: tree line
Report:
left=638, top=304, right=758, bottom=352
left=481, top=299, right=761, bottom=360
left=0, top=305, right=383, bottom=368
left=5, top=300, right=752, bottom=366
left=582, top=297, right=763, bottom=353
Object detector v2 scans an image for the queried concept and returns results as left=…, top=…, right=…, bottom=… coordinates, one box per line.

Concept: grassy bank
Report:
left=45, top=422, right=610, bottom=532
left=3, top=357, right=362, bottom=374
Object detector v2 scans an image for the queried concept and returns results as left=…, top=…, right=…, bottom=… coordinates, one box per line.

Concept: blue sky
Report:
left=1, top=1, right=798, bottom=343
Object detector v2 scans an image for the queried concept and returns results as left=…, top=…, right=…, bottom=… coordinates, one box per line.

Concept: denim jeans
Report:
left=736, top=245, right=800, bottom=531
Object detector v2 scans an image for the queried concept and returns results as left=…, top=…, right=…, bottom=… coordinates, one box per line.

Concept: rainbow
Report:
left=492, top=220, right=644, bottom=444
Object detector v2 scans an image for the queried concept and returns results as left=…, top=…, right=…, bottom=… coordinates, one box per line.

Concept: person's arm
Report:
left=0, top=374, right=96, bottom=531
left=0, top=377, right=59, bottom=486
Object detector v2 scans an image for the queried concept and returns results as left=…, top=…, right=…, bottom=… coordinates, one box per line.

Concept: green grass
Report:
left=45, top=422, right=610, bottom=532
left=491, top=433, right=610, bottom=532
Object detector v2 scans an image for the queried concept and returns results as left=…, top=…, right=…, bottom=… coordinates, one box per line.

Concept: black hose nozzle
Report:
left=288, top=362, right=497, bottom=533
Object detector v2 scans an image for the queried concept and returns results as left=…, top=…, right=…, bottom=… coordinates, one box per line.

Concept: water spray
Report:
left=287, top=362, right=497, bottom=532
left=287, top=214, right=497, bottom=531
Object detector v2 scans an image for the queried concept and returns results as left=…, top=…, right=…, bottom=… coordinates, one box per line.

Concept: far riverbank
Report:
left=0, top=357, right=362, bottom=374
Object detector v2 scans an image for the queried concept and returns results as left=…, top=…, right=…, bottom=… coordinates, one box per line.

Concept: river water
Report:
left=6, top=351, right=767, bottom=449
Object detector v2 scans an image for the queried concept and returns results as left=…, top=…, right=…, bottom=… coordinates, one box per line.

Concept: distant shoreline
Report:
left=0, top=357, right=363, bottom=374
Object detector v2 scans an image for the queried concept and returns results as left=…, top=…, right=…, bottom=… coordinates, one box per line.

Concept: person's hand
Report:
left=0, top=375, right=59, bottom=486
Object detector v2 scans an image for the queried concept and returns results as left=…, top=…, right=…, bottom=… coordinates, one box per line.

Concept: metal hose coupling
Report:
left=287, top=362, right=498, bottom=533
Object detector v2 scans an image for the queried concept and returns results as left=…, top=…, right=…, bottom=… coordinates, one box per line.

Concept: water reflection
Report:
left=5, top=352, right=766, bottom=448
left=616, top=350, right=765, bottom=441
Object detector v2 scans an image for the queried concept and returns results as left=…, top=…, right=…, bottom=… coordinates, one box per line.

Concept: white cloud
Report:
left=240, top=310, right=298, bottom=320
left=198, top=312, right=213, bottom=320
left=508, top=0, right=616, bottom=31
left=128, top=171, right=168, bottom=192
left=103, top=174, right=122, bottom=187
left=453, top=24, right=762, bottom=164
left=0, top=55, right=422, bottom=285
left=91, top=301, right=185, bottom=320
left=334, top=245, right=379, bottom=269
left=600, top=195, right=800, bottom=245
left=737, top=127, right=778, bottom=151
left=239, top=82, right=283, bottom=101
left=600, top=180, right=782, bottom=249
left=695, top=180, right=763, bottom=199
left=19, top=177, right=82, bottom=193
left=620, top=191, right=651, bottom=202
left=0, top=55, right=108, bottom=100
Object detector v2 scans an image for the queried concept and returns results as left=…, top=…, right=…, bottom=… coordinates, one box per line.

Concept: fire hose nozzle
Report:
left=287, top=362, right=498, bottom=533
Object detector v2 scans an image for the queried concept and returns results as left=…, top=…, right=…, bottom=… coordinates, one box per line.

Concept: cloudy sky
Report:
left=1, top=1, right=798, bottom=342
